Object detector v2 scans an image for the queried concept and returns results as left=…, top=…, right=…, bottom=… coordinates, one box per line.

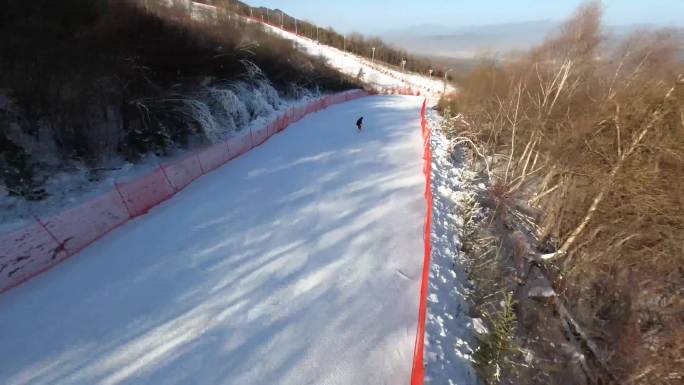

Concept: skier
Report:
left=356, top=116, right=363, bottom=131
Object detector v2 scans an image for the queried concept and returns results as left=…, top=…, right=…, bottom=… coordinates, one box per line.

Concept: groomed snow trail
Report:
left=0, top=96, right=426, bottom=385
left=253, top=16, right=453, bottom=95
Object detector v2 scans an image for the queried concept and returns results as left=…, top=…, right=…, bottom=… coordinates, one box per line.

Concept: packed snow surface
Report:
left=256, top=20, right=454, bottom=95
left=0, top=96, right=426, bottom=385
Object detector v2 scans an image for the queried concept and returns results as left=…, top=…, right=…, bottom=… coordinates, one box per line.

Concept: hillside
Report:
left=0, top=0, right=358, bottom=231
left=7, top=1, right=681, bottom=385
left=194, top=0, right=446, bottom=78
left=436, top=4, right=684, bottom=384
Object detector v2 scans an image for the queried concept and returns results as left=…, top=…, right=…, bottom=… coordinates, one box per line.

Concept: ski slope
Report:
left=191, top=0, right=454, bottom=96
left=252, top=18, right=453, bottom=96
left=0, top=96, right=426, bottom=385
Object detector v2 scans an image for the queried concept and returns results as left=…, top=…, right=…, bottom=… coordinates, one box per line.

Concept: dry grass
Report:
left=443, top=2, right=684, bottom=384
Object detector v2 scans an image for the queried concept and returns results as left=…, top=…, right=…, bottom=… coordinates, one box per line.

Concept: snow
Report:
left=0, top=79, right=320, bottom=234
left=191, top=1, right=217, bottom=21
left=169, top=1, right=454, bottom=96
left=1, top=3, right=477, bottom=382
left=472, top=318, right=488, bottom=335
left=0, top=96, right=427, bottom=385
left=1, top=2, right=455, bottom=233
left=424, top=110, right=479, bottom=385
left=253, top=20, right=456, bottom=96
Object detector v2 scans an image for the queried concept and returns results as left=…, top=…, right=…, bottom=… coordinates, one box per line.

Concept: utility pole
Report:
left=295, top=19, right=298, bottom=34
left=371, top=47, right=376, bottom=64
left=343, top=35, right=346, bottom=52
left=280, top=10, right=284, bottom=28
left=250, top=8, right=253, bottom=18
left=316, top=26, right=319, bottom=42
left=429, top=69, right=433, bottom=79
left=401, top=59, right=406, bottom=73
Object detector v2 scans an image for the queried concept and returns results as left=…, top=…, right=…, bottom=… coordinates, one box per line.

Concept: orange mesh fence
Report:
left=410, top=98, right=432, bottom=385
left=0, top=90, right=369, bottom=294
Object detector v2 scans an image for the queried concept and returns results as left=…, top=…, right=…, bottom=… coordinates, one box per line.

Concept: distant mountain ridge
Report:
left=383, top=20, right=684, bottom=58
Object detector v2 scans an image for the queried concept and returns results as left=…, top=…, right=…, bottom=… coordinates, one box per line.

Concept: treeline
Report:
left=0, top=0, right=357, bottom=199
left=441, top=2, right=683, bottom=385
left=195, top=0, right=442, bottom=77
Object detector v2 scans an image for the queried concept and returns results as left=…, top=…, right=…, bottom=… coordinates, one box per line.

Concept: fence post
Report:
left=225, top=140, right=232, bottom=161
left=113, top=181, right=134, bottom=218
left=248, top=125, right=255, bottom=149
left=195, top=152, right=205, bottom=174
left=158, top=164, right=176, bottom=192
left=33, top=215, right=63, bottom=250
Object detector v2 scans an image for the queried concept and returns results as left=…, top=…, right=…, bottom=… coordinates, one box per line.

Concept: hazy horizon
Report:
left=248, top=0, right=684, bottom=35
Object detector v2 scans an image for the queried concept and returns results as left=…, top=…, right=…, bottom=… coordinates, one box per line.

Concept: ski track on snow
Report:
left=0, top=96, right=426, bottom=385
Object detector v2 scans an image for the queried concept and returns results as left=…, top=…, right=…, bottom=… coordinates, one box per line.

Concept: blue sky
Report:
left=248, top=0, right=684, bottom=34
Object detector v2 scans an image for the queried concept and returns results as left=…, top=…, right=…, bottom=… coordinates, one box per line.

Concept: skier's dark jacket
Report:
left=356, top=117, right=363, bottom=128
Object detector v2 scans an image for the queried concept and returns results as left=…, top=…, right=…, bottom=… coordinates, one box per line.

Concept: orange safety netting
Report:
left=410, top=98, right=432, bottom=385
left=0, top=90, right=369, bottom=294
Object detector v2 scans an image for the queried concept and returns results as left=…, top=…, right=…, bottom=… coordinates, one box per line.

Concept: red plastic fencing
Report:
left=0, top=223, right=66, bottom=292
left=226, top=130, right=253, bottom=160
left=43, top=190, right=131, bottom=255
left=163, top=154, right=203, bottom=191
left=410, top=98, right=433, bottom=385
left=252, top=123, right=270, bottom=147
left=0, top=89, right=369, bottom=294
left=116, top=168, right=175, bottom=217
left=197, top=143, right=231, bottom=173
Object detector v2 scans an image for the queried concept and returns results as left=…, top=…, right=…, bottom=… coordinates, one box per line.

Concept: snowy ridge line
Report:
left=246, top=15, right=417, bottom=88
left=239, top=13, right=448, bottom=96
left=410, top=98, right=433, bottom=385
left=0, top=90, right=368, bottom=295
left=184, top=0, right=444, bottom=95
